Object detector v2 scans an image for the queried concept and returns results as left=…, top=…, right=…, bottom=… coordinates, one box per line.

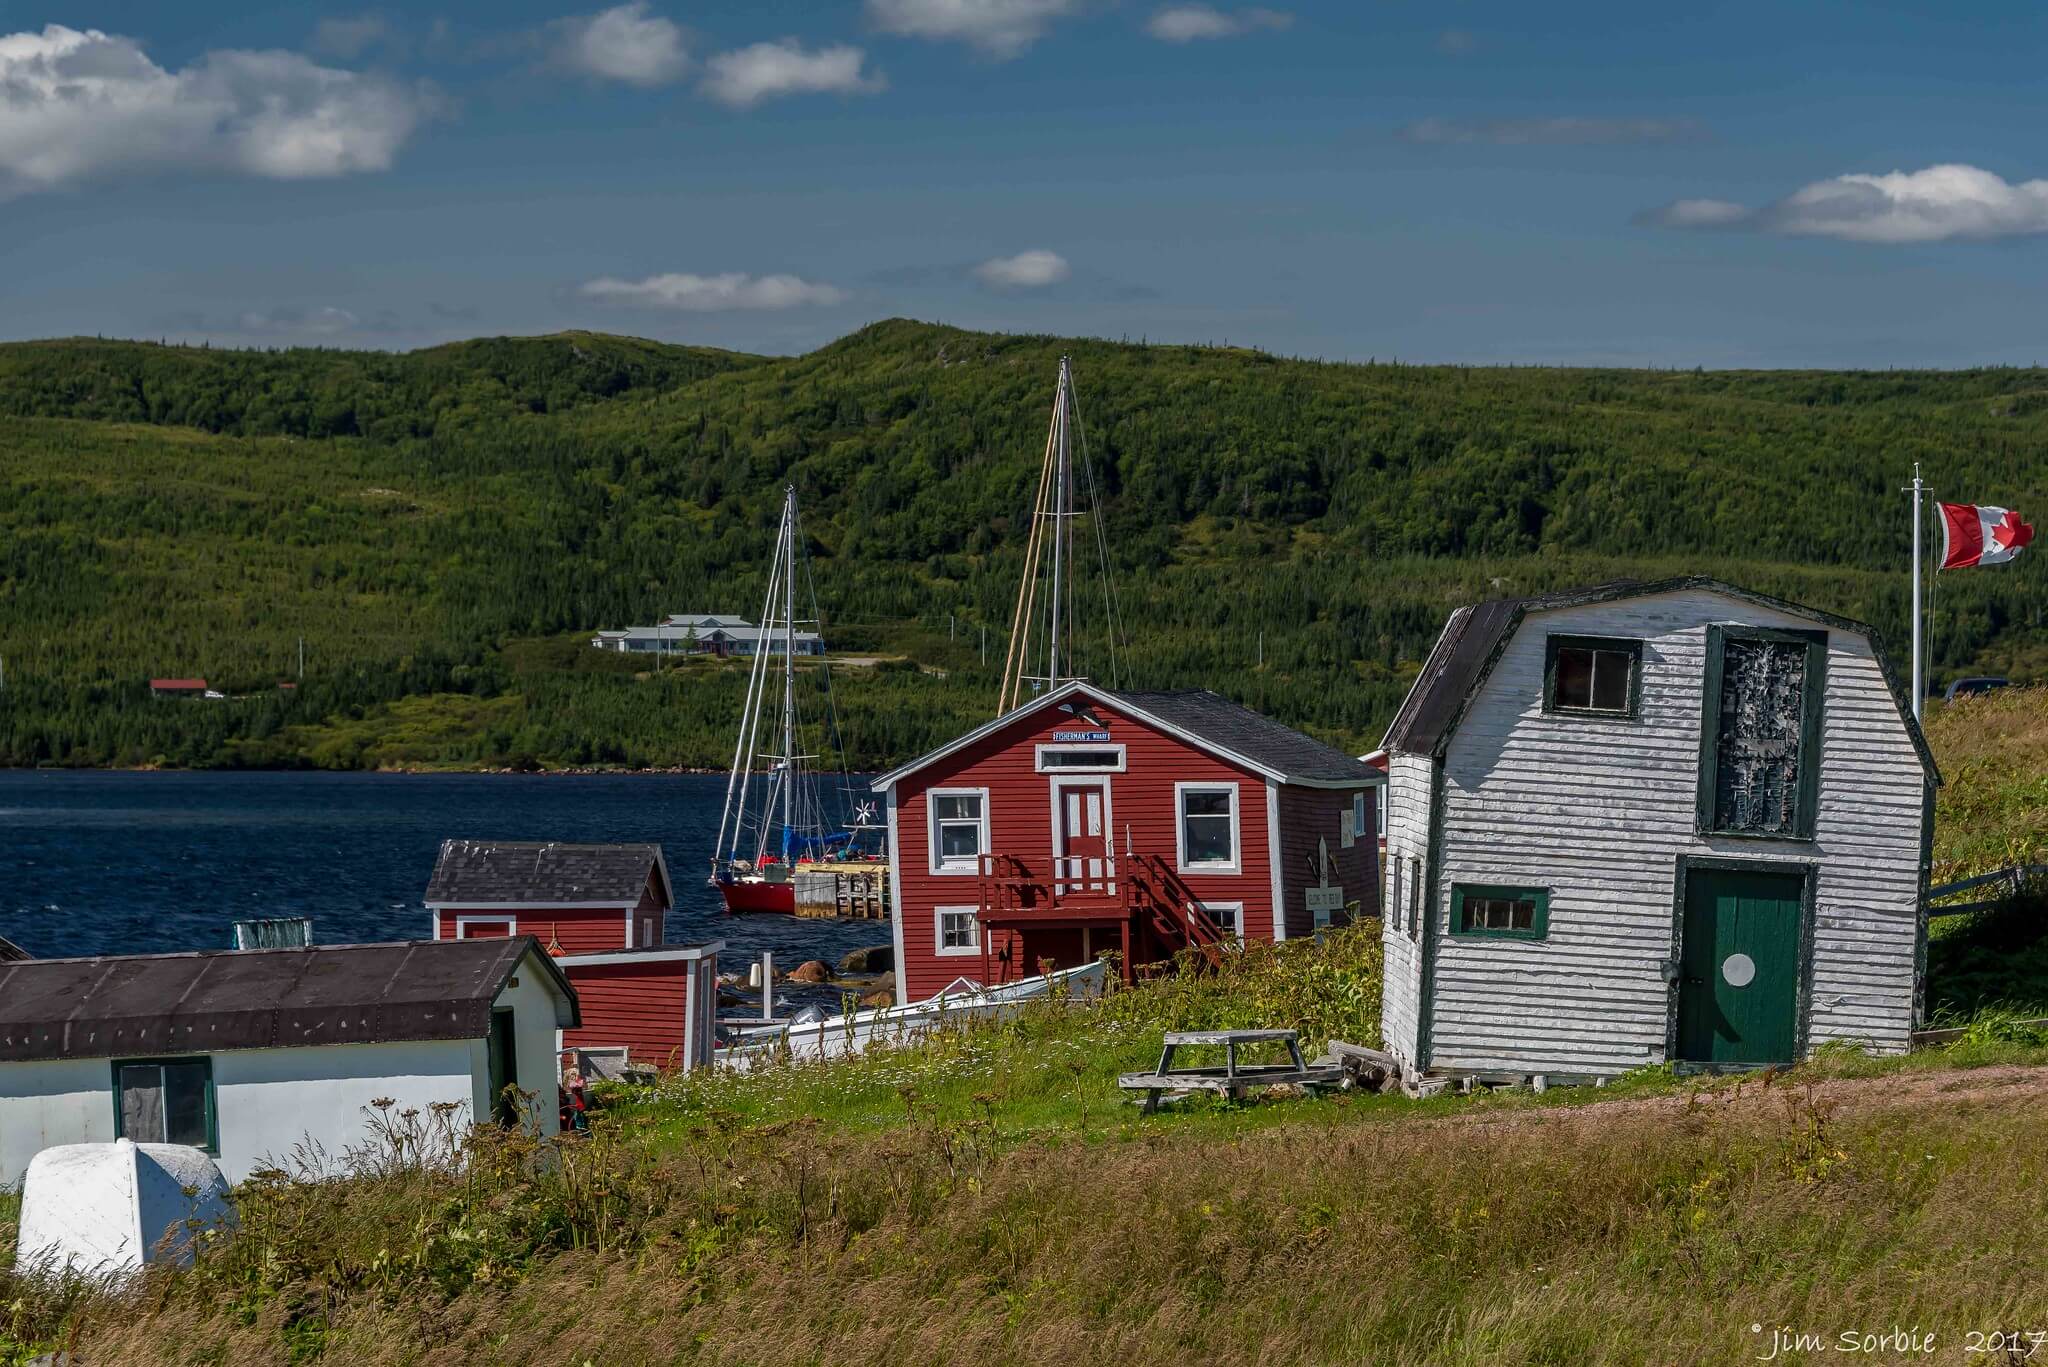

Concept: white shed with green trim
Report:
left=1378, top=578, right=1938, bottom=1083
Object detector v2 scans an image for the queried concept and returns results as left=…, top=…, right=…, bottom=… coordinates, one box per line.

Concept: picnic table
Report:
left=1118, top=1029, right=1345, bottom=1114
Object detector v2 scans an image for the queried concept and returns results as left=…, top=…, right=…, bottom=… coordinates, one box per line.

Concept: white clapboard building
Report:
left=1378, top=578, right=1937, bottom=1082
left=0, top=938, right=578, bottom=1186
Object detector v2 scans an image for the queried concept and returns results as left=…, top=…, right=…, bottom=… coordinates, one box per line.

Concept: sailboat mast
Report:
left=780, top=485, right=798, bottom=844
left=1046, top=360, right=1068, bottom=686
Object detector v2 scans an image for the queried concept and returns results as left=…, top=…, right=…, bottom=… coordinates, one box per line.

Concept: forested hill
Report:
left=0, top=319, right=2042, bottom=771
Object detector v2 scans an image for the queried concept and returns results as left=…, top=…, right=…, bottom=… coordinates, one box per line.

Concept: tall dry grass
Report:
left=26, top=1071, right=2048, bottom=1366
left=1927, top=683, right=2048, bottom=881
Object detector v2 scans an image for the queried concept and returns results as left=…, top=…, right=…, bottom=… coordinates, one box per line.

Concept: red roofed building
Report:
left=424, top=841, right=719, bottom=1071
left=872, top=681, right=1381, bottom=1002
left=149, top=678, right=207, bottom=699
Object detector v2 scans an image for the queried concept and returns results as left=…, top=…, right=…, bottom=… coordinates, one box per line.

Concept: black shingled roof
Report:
left=425, top=840, right=669, bottom=907
left=0, top=938, right=579, bottom=1065
left=1108, top=689, right=1378, bottom=785
left=1380, top=576, right=1939, bottom=781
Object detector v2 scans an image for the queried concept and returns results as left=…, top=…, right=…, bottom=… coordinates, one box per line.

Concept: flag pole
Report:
left=1909, top=462, right=1924, bottom=720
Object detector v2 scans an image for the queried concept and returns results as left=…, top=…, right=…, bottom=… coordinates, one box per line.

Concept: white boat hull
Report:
left=718, top=961, right=1108, bottom=1069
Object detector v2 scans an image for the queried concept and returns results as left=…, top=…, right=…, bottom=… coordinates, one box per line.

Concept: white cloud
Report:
left=1638, top=197, right=1748, bottom=230
left=1145, top=6, right=1290, bottom=42
left=237, top=305, right=361, bottom=336
left=0, top=24, right=438, bottom=197
left=700, top=40, right=885, bottom=108
left=1399, top=116, right=1705, bottom=146
left=865, top=0, right=1081, bottom=59
left=309, top=15, right=391, bottom=60
left=553, top=2, right=689, bottom=86
left=579, top=272, right=848, bottom=310
left=1641, top=164, right=2048, bottom=244
left=973, top=249, right=1070, bottom=289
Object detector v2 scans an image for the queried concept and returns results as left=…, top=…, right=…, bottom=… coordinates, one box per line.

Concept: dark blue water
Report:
left=0, top=770, right=891, bottom=968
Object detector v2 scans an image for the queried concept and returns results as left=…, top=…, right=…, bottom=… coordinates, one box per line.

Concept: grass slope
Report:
left=9, top=918, right=2048, bottom=1365
left=1, top=320, right=2044, bottom=769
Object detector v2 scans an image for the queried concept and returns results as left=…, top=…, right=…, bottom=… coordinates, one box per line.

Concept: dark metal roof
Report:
left=1107, top=689, right=1379, bottom=785
left=1379, top=576, right=1939, bottom=782
left=424, top=840, right=670, bottom=907
left=0, top=935, right=29, bottom=963
left=0, top=937, right=579, bottom=1065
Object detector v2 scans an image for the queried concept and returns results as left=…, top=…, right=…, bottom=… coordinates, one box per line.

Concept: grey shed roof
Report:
left=0, top=935, right=29, bottom=963
left=1108, top=689, right=1378, bottom=785
left=1380, top=576, right=1939, bottom=781
left=0, top=937, right=580, bottom=1065
left=425, top=840, right=671, bottom=908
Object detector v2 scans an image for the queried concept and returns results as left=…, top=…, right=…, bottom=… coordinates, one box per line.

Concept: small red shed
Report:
left=873, top=681, right=1381, bottom=1002
left=424, top=841, right=718, bottom=1071
left=425, top=840, right=671, bottom=953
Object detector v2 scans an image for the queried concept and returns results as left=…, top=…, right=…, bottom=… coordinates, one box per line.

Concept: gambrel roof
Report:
left=1381, top=576, right=1939, bottom=781
left=873, top=680, right=1377, bottom=791
left=425, top=841, right=672, bottom=908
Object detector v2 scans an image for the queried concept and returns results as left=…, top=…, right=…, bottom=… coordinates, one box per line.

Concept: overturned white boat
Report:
left=720, top=960, right=1108, bottom=1069
left=14, top=1139, right=235, bottom=1280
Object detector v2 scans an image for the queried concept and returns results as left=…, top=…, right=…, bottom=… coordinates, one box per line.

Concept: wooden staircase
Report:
left=975, top=852, right=1229, bottom=983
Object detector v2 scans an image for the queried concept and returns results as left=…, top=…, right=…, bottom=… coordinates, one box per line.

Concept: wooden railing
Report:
left=974, top=852, right=1228, bottom=981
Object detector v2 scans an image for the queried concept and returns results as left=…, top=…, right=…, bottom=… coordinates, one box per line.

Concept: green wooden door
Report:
left=1677, top=867, right=1804, bottom=1067
left=487, top=1008, right=519, bottom=1126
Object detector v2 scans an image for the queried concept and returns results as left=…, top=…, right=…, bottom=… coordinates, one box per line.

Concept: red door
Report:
left=1054, top=781, right=1110, bottom=893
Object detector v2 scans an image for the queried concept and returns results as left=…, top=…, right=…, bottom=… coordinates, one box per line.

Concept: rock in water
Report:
left=786, top=959, right=834, bottom=984
left=860, top=989, right=894, bottom=1008
left=16, top=1140, right=235, bottom=1278
left=837, top=944, right=894, bottom=974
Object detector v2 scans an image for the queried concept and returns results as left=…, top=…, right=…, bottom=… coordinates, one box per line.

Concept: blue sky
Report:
left=6, top=1, right=2048, bottom=365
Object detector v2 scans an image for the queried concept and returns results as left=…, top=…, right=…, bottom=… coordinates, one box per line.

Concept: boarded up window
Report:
left=1701, top=629, right=1825, bottom=839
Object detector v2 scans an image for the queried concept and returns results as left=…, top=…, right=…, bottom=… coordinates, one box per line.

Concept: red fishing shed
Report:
left=873, top=681, right=1381, bottom=1002
left=424, top=841, right=719, bottom=1071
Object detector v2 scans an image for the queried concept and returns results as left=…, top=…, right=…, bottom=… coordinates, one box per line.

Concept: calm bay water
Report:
left=0, top=770, right=891, bottom=968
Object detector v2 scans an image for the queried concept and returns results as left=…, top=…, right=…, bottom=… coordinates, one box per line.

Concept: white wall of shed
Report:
left=0, top=1058, right=116, bottom=1189
left=212, top=1039, right=478, bottom=1182
left=1427, top=588, right=1926, bottom=1076
left=493, top=960, right=568, bottom=1138
left=1378, top=751, right=1435, bottom=1070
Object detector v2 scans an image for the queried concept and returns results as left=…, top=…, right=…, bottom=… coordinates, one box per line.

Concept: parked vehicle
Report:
left=1944, top=676, right=2010, bottom=702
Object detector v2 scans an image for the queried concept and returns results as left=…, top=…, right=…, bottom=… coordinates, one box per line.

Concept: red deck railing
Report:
left=973, top=852, right=1227, bottom=984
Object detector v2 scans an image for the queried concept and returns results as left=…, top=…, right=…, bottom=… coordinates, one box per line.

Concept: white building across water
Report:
left=0, top=937, right=578, bottom=1186
left=590, top=613, right=824, bottom=656
left=1379, top=577, right=1938, bottom=1084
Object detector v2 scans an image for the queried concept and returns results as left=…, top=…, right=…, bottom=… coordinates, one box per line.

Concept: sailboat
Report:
left=710, top=486, right=884, bottom=915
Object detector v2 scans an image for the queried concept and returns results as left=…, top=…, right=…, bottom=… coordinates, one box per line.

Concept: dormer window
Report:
left=1544, top=635, right=1642, bottom=717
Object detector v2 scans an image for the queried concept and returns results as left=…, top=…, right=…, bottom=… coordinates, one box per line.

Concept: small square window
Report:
left=937, top=907, right=980, bottom=953
left=116, top=1058, right=215, bottom=1150
left=930, top=791, right=988, bottom=872
left=1545, top=636, right=1642, bottom=717
left=1451, top=884, right=1549, bottom=940
left=1177, top=785, right=1238, bottom=870
left=1199, top=902, right=1242, bottom=938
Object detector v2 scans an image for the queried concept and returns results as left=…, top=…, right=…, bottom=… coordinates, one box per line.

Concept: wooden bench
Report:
left=1119, top=1029, right=1345, bottom=1113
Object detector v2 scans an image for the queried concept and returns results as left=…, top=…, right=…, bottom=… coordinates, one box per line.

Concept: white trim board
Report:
left=554, top=941, right=724, bottom=968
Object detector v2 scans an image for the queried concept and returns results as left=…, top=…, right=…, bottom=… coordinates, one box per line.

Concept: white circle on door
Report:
left=1721, top=952, right=1756, bottom=988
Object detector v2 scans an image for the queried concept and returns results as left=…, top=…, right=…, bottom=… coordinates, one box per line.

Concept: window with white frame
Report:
left=1198, top=901, right=1243, bottom=938
left=928, top=789, right=989, bottom=873
left=936, top=905, right=980, bottom=955
left=455, top=917, right=516, bottom=940
left=1034, top=744, right=1126, bottom=772
left=1176, top=782, right=1240, bottom=872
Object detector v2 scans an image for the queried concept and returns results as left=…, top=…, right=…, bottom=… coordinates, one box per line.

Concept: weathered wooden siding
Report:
left=431, top=878, right=663, bottom=954
left=562, top=957, right=711, bottom=1070
left=1379, top=751, right=1435, bottom=1067
left=434, top=905, right=635, bottom=954
left=1423, top=588, right=1927, bottom=1076
left=1274, top=783, right=1379, bottom=938
left=889, top=698, right=1277, bottom=1002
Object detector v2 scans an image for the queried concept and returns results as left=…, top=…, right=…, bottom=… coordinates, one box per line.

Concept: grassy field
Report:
left=9, top=914, right=2048, bottom=1366
left=4, top=695, right=2047, bottom=1365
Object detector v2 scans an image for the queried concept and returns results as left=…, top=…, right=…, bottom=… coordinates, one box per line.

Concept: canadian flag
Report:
left=1940, top=502, right=2034, bottom=569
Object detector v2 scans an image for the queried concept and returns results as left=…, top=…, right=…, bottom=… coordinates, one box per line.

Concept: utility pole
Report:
left=297, top=636, right=305, bottom=680
left=1258, top=631, right=1264, bottom=668
left=980, top=623, right=987, bottom=666
left=949, top=613, right=955, bottom=641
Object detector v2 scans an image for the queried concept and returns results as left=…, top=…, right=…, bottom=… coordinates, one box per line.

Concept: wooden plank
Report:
left=1162, top=1029, right=1298, bottom=1044
left=1117, top=1066, right=1343, bottom=1092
